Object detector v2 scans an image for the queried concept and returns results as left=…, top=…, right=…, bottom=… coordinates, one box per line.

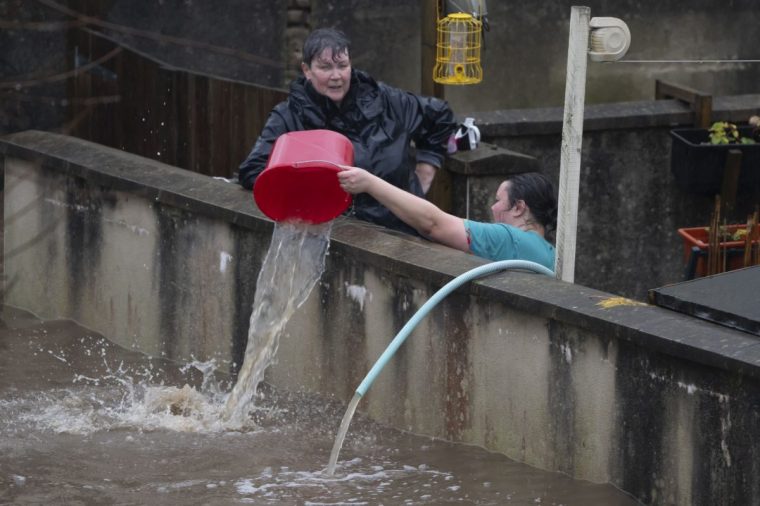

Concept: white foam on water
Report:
left=12, top=356, right=249, bottom=435
left=156, top=479, right=207, bottom=492
left=305, top=502, right=370, bottom=505
left=23, top=393, right=103, bottom=434
left=233, top=457, right=460, bottom=504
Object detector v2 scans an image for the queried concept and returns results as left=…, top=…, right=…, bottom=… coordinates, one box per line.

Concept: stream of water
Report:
left=222, top=221, right=331, bottom=425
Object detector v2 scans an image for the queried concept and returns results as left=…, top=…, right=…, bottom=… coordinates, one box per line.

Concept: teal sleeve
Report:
left=464, top=220, right=556, bottom=269
left=465, top=220, right=520, bottom=261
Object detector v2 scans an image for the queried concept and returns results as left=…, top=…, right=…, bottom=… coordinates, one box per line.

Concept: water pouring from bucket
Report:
left=221, top=130, right=354, bottom=424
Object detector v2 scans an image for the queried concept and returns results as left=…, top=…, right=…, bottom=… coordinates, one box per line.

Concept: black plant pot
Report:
left=669, top=127, right=760, bottom=195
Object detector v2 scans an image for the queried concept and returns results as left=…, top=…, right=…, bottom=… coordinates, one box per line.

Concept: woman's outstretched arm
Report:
left=338, top=165, right=469, bottom=251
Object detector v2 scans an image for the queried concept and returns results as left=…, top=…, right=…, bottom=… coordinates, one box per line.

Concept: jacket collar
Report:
left=290, top=69, right=383, bottom=121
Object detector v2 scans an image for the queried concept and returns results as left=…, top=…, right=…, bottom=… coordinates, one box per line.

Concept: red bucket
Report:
left=253, top=130, right=354, bottom=224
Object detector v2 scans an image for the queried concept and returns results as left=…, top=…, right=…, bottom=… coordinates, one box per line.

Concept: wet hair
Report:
left=302, top=28, right=351, bottom=67
left=506, top=172, right=558, bottom=239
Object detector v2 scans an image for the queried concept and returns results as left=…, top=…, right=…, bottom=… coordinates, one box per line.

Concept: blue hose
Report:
left=355, top=259, right=554, bottom=397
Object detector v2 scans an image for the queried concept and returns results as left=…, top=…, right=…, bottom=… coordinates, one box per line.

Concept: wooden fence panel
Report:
left=66, top=31, right=288, bottom=179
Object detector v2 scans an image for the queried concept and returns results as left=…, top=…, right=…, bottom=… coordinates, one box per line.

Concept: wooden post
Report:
left=655, top=79, right=712, bottom=128
left=555, top=6, right=591, bottom=283
left=720, top=149, right=743, bottom=216
left=421, top=0, right=448, bottom=209
left=421, top=0, right=445, bottom=99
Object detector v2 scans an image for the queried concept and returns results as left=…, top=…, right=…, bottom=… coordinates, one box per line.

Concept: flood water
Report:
left=0, top=307, right=641, bottom=505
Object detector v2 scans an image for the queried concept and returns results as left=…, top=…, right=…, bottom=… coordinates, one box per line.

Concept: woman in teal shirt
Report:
left=337, top=168, right=557, bottom=270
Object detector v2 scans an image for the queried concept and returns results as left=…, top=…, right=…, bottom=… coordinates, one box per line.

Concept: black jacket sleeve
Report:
left=412, top=94, right=456, bottom=168
left=386, top=86, right=456, bottom=169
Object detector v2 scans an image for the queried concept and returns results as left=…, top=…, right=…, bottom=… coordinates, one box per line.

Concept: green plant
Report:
left=707, top=121, right=756, bottom=145
left=705, top=225, right=750, bottom=242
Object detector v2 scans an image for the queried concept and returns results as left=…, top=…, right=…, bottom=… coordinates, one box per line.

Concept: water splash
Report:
left=8, top=221, right=333, bottom=436
left=14, top=356, right=235, bottom=435
left=222, top=221, right=332, bottom=425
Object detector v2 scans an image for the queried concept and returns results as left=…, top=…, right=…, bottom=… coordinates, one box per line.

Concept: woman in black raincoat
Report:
left=238, top=28, right=456, bottom=234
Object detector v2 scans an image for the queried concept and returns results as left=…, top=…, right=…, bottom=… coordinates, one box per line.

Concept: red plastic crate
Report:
left=678, top=225, right=759, bottom=277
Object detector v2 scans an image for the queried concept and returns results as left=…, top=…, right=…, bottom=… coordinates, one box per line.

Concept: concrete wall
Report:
left=3, top=130, right=760, bottom=505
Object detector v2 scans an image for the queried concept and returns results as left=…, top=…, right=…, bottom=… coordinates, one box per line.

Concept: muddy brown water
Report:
left=0, top=307, right=641, bottom=505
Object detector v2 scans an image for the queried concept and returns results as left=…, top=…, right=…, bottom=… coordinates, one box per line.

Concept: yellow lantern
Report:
left=433, top=11, right=483, bottom=85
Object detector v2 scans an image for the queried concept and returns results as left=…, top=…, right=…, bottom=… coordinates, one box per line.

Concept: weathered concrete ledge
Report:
left=3, top=130, right=760, bottom=505
left=470, top=94, right=760, bottom=137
